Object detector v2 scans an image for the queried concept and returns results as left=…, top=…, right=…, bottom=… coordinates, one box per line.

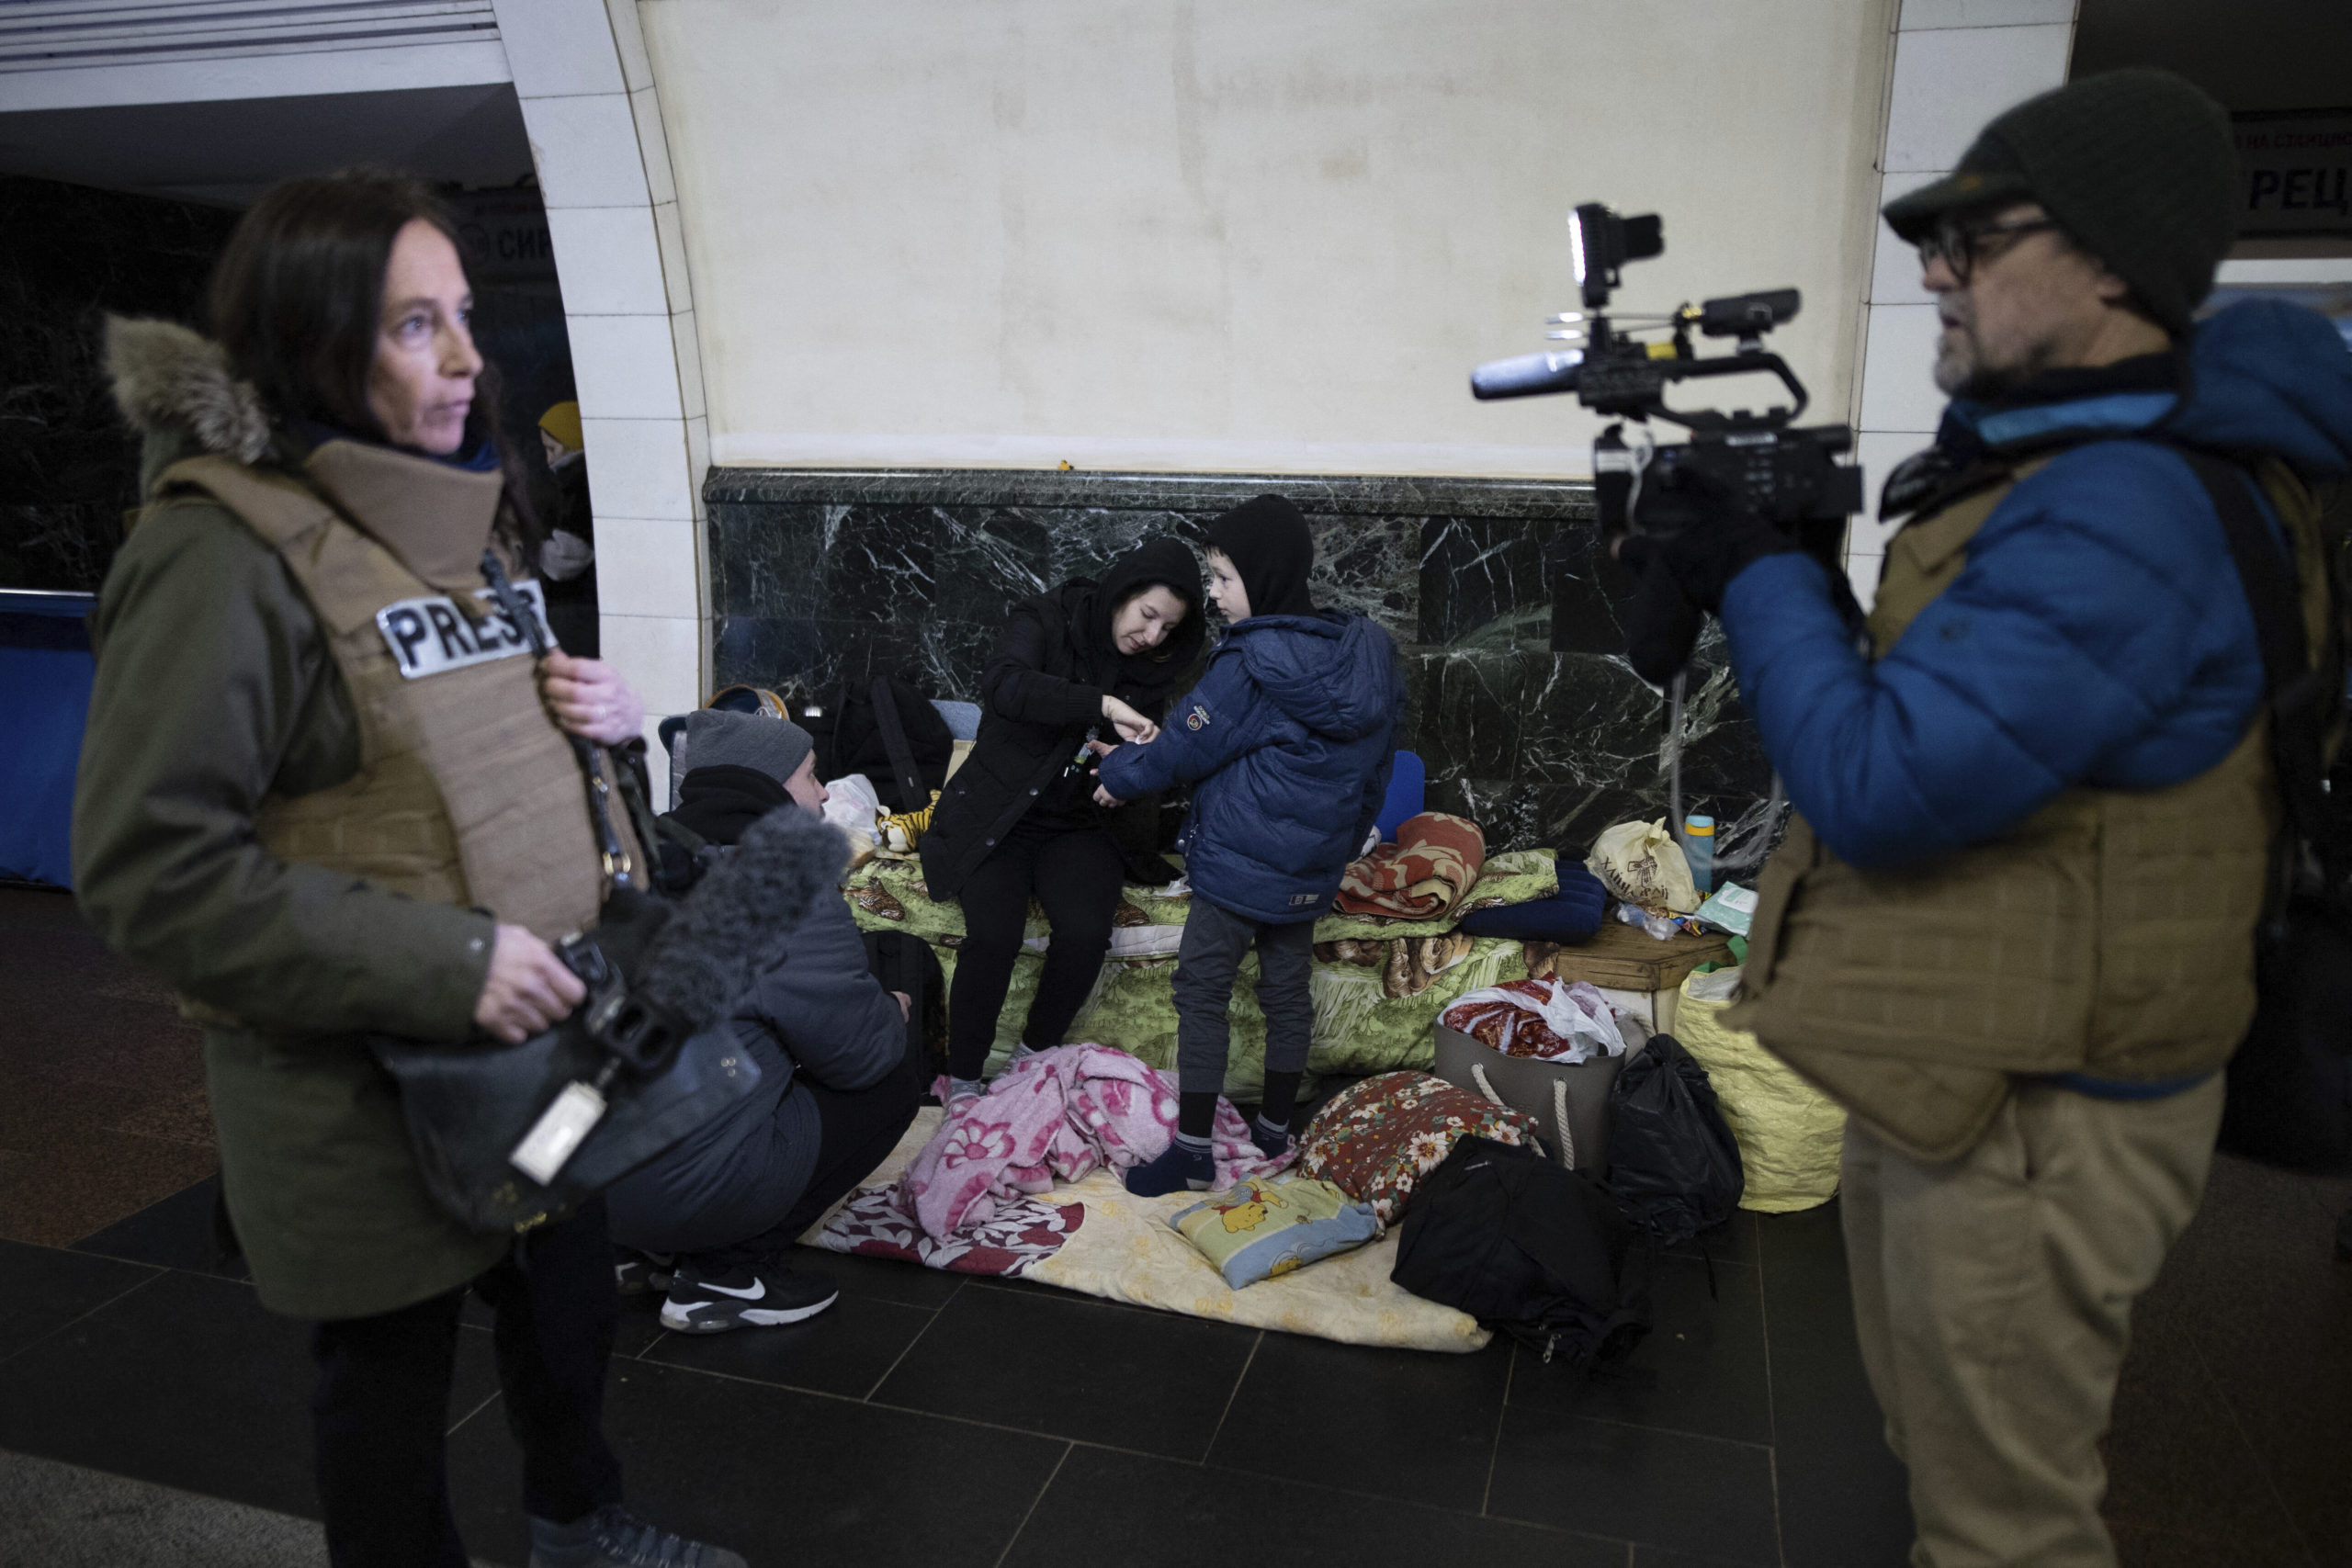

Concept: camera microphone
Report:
left=635, top=807, right=851, bottom=1035
left=1470, top=349, right=1585, bottom=400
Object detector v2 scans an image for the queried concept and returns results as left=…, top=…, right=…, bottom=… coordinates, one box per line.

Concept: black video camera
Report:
left=1472, top=204, right=1861, bottom=564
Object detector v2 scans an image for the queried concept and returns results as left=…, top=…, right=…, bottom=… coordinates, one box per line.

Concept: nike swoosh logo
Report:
left=699, top=1278, right=765, bottom=1301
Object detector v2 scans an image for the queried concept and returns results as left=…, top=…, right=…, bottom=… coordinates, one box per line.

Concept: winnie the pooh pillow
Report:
left=1169, top=1176, right=1378, bottom=1290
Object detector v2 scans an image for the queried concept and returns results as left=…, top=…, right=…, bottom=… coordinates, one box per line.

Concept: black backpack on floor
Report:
left=1391, top=1134, right=1651, bottom=1368
left=1606, top=1032, right=1744, bottom=1245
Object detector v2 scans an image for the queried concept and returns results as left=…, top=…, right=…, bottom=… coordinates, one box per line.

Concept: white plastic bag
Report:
left=1441, top=977, right=1628, bottom=1065
left=821, top=773, right=882, bottom=862
left=1588, top=818, right=1700, bottom=914
left=821, top=773, right=879, bottom=830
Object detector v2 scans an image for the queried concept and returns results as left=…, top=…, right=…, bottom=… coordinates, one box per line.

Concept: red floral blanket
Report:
left=1334, top=812, right=1487, bottom=921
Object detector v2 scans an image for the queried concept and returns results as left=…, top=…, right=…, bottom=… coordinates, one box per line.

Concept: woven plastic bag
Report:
left=1675, top=969, right=1843, bottom=1212
left=1587, top=819, right=1700, bottom=914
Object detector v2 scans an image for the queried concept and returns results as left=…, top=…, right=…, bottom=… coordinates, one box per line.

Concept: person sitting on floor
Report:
left=605, top=708, right=927, bottom=1333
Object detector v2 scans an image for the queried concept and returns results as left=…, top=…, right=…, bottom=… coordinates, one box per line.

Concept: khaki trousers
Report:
left=1840, top=1076, right=2224, bottom=1568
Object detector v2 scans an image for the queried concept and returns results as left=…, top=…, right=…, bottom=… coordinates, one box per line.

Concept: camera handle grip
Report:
left=1620, top=544, right=1706, bottom=687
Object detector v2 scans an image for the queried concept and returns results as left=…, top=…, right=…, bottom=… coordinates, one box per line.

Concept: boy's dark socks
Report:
left=1125, top=1132, right=1215, bottom=1196
left=1260, top=1069, right=1303, bottom=1130
left=1249, top=1113, right=1291, bottom=1159
left=1177, top=1089, right=1218, bottom=1141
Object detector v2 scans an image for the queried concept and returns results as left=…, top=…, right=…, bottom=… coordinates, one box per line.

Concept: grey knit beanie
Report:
left=684, top=707, right=814, bottom=787
left=1883, top=69, right=2237, bottom=335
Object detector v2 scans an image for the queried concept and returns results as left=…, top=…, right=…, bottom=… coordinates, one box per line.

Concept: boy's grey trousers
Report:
left=1171, top=896, right=1317, bottom=1096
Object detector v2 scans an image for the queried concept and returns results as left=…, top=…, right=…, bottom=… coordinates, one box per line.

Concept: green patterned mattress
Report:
left=840, top=849, right=1556, bottom=1099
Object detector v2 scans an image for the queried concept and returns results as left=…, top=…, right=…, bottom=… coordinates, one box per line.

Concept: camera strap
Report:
left=481, top=549, right=636, bottom=892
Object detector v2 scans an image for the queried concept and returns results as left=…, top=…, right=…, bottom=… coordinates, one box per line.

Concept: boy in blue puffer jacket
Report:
left=1098, top=495, right=1405, bottom=1195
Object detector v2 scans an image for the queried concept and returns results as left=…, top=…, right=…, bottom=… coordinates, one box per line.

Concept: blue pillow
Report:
left=1374, top=750, right=1425, bottom=842
left=1458, top=862, right=1609, bottom=942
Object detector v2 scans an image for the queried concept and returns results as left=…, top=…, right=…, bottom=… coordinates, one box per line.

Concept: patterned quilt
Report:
left=1333, top=812, right=1487, bottom=922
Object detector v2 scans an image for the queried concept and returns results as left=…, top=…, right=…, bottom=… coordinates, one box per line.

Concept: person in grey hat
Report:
left=603, top=706, right=928, bottom=1334
left=1615, top=68, right=2352, bottom=1566
left=671, top=707, right=818, bottom=832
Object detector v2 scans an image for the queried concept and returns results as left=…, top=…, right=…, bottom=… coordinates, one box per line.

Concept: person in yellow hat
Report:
left=537, top=398, right=584, bottom=471
left=536, top=399, right=598, bottom=655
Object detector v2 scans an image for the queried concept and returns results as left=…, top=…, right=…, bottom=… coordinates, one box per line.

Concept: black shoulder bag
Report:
left=366, top=554, right=771, bottom=1234
left=2177, top=450, right=2352, bottom=1174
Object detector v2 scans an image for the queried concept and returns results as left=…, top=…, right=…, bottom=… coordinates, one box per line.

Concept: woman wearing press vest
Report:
left=73, top=173, right=742, bottom=1568
left=921, top=542, right=1205, bottom=1099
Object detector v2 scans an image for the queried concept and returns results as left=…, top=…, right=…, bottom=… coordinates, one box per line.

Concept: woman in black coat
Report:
left=922, top=539, right=1205, bottom=1097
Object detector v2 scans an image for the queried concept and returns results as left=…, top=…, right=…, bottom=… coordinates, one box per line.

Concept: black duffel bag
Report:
left=1392, top=1134, right=1650, bottom=1369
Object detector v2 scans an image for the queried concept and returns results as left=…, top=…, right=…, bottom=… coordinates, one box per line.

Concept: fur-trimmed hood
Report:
left=105, top=316, right=272, bottom=466
left=104, top=314, right=506, bottom=593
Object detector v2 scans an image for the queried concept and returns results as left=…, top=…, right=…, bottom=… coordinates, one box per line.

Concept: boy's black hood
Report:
left=1206, top=494, right=1317, bottom=618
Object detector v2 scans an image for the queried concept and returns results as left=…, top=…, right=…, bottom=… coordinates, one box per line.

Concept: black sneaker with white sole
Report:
left=660, top=1263, right=839, bottom=1333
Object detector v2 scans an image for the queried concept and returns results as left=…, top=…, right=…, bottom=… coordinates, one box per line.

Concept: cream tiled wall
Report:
left=490, top=0, right=708, bottom=799
left=1847, top=0, right=2078, bottom=609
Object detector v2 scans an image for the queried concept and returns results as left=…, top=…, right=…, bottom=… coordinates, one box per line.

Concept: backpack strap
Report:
left=867, top=676, right=929, bottom=808
left=2173, top=448, right=2347, bottom=903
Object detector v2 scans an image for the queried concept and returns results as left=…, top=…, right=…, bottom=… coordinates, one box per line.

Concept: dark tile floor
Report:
left=0, top=888, right=215, bottom=1246
left=5, top=883, right=2349, bottom=1566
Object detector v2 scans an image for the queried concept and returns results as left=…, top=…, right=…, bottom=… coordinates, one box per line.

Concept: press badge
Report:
left=377, top=579, right=553, bottom=679
left=510, top=1081, right=606, bottom=1186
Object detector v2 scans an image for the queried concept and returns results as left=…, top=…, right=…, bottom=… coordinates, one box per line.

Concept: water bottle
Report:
left=1682, top=813, right=1715, bottom=897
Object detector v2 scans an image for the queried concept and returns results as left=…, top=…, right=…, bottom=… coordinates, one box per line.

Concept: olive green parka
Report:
left=74, top=320, right=567, bottom=1319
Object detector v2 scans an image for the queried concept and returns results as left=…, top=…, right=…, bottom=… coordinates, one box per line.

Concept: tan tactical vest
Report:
left=153, top=446, right=640, bottom=946
left=1727, top=453, right=2327, bottom=1161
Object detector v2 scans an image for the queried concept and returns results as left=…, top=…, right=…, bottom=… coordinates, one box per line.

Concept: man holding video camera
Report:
left=1622, top=71, right=2352, bottom=1566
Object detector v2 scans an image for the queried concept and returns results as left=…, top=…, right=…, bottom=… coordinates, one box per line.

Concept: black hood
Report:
left=1205, top=494, right=1317, bottom=619
left=1063, top=537, right=1207, bottom=698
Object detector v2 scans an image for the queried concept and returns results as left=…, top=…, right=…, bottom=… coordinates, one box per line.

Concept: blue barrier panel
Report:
left=1, top=590, right=96, bottom=888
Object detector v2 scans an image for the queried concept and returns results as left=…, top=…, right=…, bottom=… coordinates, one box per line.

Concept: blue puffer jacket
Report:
left=1099, top=611, right=1404, bottom=922
left=1720, top=299, right=2352, bottom=871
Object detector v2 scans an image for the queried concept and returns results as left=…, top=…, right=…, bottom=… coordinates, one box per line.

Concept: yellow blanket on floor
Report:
left=805, top=1108, right=1490, bottom=1354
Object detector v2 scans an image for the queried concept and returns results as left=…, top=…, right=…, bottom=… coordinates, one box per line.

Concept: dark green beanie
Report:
left=1883, top=69, right=2237, bottom=335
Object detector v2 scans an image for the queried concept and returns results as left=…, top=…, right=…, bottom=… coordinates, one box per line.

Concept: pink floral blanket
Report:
left=901, top=1045, right=1289, bottom=1241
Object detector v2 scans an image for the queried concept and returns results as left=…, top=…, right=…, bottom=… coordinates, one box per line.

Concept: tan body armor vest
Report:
left=157, top=450, right=638, bottom=947
left=1728, top=453, right=2325, bottom=1161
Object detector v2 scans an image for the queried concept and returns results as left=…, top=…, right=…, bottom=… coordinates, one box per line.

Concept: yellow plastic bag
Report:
left=1587, top=818, right=1700, bottom=914
left=1676, top=970, right=1844, bottom=1212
